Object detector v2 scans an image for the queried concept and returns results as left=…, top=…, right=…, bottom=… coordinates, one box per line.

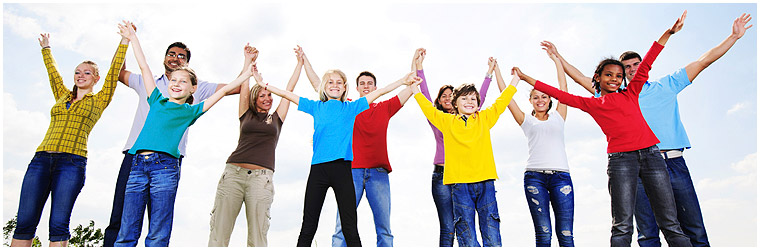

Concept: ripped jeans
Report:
left=451, top=180, right=501, bottom=247
left=523, top=171, right=574, bottom=247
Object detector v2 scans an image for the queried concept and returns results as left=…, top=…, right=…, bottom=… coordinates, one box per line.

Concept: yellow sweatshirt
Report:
left=414, top=85, right=517, bottom=184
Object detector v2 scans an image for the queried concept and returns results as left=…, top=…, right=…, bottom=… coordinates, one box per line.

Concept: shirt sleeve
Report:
left=41, top=48, right=69, bottom=101
left=628, top=41, right=664, bottom=96
left=386, top=95, right=403, bottom=116
left=297, top=97, right=316, bottom=115
left=478, top=76, right=492, bottom=109
left=415, top=92, right=450, bottom=131
left=352, top=97, right=370, bottom=116
left=534, top=80, right=593, bottom=112
left=146, top=87, right=163, bottom=105
left=128, top=72, right=145, bottom=93
left=187, top=101, right=208, bottom=126
left=193, top=80, right=219, bottom=104
left=657, top=67, right=691, bottom=94
left=95, top=44, right=128, bottom=108
left=479, top=84, right=516, bottom=127
left=417, top=69, right=433, bottom=101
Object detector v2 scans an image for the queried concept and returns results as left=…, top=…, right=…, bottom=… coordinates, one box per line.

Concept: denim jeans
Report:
left=607, top=145, right=691, bottom=247
left=635, top=155, right=710, bottom=247
left=451, top=180, right=501, bottom=247
left=115, top=152, right=181, bottom=247
left=333, top=167, right=393, bottom=247
left=432, top=168, right=455, bottom=247
left=523, top=171, right=574, bottom=247
left=13, top=152, right=86, bottom=242
left=104, top=152, right=182, bottom=247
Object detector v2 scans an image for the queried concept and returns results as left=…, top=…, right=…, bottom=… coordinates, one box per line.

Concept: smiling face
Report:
left=437, top=88, right=454, bottom=113
left=168, top=70, right=197, bottom=102
left=594, top=64, right=625, bottom=95
left=621, top=57, right=641, bottom=82
left=356, top=75, right=377, bottom=97
left=455, top=92, right=479, bottom=115
left=164, top=47, right=188, bottom=73
left=73, top=62, right=100, bottom=90
left=254, top=88, right=273, bottom=112
left=529, top=89, right=551, bottom=114
left=324, top=73, right=346, bottom=100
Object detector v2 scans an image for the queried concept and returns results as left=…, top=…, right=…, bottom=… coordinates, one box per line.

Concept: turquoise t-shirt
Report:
left=128, top=88, right=206, bottom=158
left=594, top=68, right=692, bottom=150
left=298, top=97, right=369, bottom=165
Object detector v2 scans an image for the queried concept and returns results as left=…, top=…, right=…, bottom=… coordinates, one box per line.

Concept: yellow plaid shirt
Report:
left=35, top=44, right=128, bottom=157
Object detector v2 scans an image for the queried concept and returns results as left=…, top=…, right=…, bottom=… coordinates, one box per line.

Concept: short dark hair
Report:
left=356, top=71, right=376, bottom=86
left=452, top=83, right=480, bottom=113
left=165, top=42, right=191, bottom=63
left=619, top=51, right=641, bottom=62
left=592, top=58, right=628, bottom=94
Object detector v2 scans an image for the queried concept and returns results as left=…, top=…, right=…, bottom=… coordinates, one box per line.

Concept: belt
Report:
left=433, top=165, right=444, bottom=173
left=529, top=170, right=564, bottom=174
left=660, top=149, right=684, bottom=159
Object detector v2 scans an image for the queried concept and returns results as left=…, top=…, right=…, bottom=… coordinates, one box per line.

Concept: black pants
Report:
left=297, top=159, right=361, bottom=247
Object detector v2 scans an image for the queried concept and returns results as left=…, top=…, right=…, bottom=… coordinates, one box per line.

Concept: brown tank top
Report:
left=226, top=109, right=283, bottom=171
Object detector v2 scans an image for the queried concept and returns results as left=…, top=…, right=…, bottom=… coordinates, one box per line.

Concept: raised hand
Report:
left=732, top=13, right=753, bottom=39
left=251, top=62, right=263, bottom=83
left=402, top=72, right=418, bottom=85
left=668, top=10, right=687, bottom=35
left=488, top=57, right=497, bottom=74
left=38, top=33, right=50, bottom=48
left=540, top=40, right=559, bottom=58
left=294, top=45, right=304, bottom=64
left=243, top=43, right=258, bottom=63
left=117, top=20, right=137, bottom=41
left=512, top=67, right=526, bottom=80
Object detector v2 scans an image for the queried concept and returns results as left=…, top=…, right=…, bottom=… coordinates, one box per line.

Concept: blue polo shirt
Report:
left=298, top=97, right=369, bottom=165
left=595, top=68, right=692, bottom=150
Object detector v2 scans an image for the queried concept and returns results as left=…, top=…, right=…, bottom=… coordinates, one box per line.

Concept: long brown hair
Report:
left=434, top=84, right=454, bottom=112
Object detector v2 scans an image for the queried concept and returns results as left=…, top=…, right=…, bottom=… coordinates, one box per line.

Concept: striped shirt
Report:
left=35, top=44, right=128, bottom=157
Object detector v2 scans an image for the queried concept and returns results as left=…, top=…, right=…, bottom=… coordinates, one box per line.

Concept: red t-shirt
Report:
left=352, top=96, right=403, bottom=172
left=534, top=41, right=663, bottom=153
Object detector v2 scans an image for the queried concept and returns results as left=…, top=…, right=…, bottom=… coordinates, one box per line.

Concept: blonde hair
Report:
left=171, top=66, right=198, bottom=104
left=72, top=60, right=100, bottom=97
left=318, top=69, right=348, bottom=102
left=249, top=83, right=265, bottom=110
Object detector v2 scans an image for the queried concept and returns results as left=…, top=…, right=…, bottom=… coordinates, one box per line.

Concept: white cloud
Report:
left=727, top=101, right=748, bottom=115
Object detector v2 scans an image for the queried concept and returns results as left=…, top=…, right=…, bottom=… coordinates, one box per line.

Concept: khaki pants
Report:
left=208, top=164, right=274, bottom=247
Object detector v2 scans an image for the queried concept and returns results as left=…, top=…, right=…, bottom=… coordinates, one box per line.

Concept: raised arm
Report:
left=264, top=82, right=301, bottom=105
left=547, top=49, right=569, bottom=120
left=541, top=40, right=595, bottom=95
left=238, top=44, right=259, bottom=117
left=365, top=72, right=417, bottom=104
left=39, top=33, right=68, bottom=100
left=117, top=25, right=137, bottom=87
left=478, top=57, right=495, bottom=109
left=414, top=48, right=435, bottom=101
left=95, top=31, right=130, bottom=106
left=297, top=46, right=321, bottom=92
left=399, top=48, right=425, bottom=105
left=657, top=10, right=686, bottom=47
left=496, top=61, right=525, bottom=125
left=685, top=13, right=752, bottom=82
left=275, top=48, right=304, bottom=121
left=118, top=21, right=155, bottom=95
left=203, top=63, right=254, bottom=112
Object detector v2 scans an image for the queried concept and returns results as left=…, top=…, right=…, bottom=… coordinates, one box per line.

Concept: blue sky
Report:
left=2, top=2, right=757, bottom=247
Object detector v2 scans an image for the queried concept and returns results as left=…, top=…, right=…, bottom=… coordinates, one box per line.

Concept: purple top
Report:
left=417, top=69, right=491, bottom=165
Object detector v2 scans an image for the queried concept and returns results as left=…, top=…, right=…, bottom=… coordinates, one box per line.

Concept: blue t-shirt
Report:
left=128, top=88, right=207, bottom=158
left=594, top=68, right=692, bottom=150
left=298, top=97, right=369, bottom=165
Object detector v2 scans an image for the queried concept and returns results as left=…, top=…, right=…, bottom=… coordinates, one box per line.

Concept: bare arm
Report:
left=118, top=21, right=155, bottom=95
left=265, top=82, right=301, bottom=105
left=657, top=10, right=687, bottom=47
left=297, top=46, right=321, bottom=92
left=547, top=49, right=569, bottom=120
left=238, top=44, right=258, bottom=117
left=685, top=13, right=752, bottom=82
left=203, top=64, right=254, bottom=112
left=276, top=50, right=304, bottom=121
left=497, top=61, right=525, bottom=125
left=365, top=72, right=417, bottom=104
left=118, top=62, right=131, bottom=87
left=541, top=40, right=594, bottom=94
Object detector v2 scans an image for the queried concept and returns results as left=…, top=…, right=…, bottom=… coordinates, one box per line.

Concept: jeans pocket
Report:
left=608, top=152, right=624, bottom=160
left=68, top=155, right=87, bottom=169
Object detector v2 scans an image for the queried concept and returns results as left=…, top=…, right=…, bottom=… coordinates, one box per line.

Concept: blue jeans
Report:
left=333, top=168, right=393, bottom=247
left=115, top=152, right=181, bottom=247
left=13, top=152, right=86, bottom=242
left=451, top=180, right=501, bottom=247
left=607, top=145, right=691, bottom=247
left=432, top=168, right=455, bottom=247
left=523, top=171, right=574, bottom=247
left=635, top=155, right=709, bottom=247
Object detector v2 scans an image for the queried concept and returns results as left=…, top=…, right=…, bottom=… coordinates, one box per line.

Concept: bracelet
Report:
left=42, top=46, right=50, bottom=49
left=485, top=73, right=492, bottom=79
left=265, top=83, right=268, bottom=90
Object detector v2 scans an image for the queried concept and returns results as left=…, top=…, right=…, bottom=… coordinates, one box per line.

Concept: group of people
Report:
left=10, top=11, right=752, bottom=247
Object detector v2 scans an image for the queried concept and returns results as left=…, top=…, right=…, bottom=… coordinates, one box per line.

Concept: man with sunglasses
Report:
left=103, top=41, right=247, bottom=246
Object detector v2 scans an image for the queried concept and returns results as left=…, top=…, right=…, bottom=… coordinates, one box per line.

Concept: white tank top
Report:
left=520, top=110, right=570, bottom=172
